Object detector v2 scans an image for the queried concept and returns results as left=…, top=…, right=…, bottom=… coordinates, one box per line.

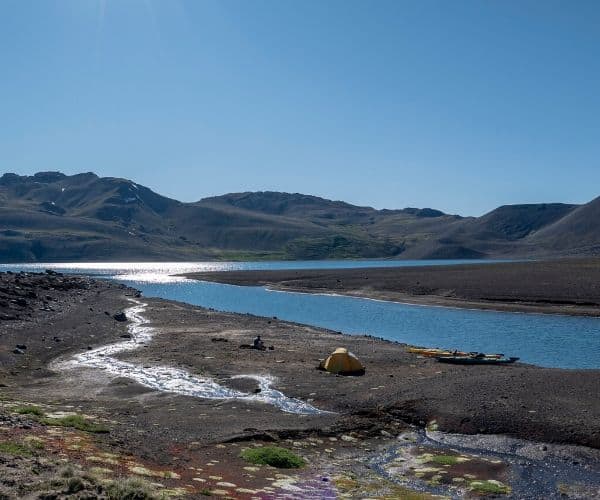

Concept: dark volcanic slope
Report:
left=0, top=172, right=458, bottom=262
left=185, top=258, right=600, bottom=316
left=1, top=170, right=599, bottom=261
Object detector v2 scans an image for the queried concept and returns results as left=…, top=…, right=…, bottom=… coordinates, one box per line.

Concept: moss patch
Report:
left=240, top=446, right=305, bottom=469
left=428, top=455, right=463, bottom=466
left=334, top=474, right=441, bottom=499
left=40, top=414, right=109, bottom=433
left=469, top=479, right=510, bottom=495
left=0, top=441, right=33, bottom=456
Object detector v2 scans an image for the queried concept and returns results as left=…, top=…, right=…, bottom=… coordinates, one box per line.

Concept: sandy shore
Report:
left=1, top=272, right=599, bottom=498
left=183, top=258, right=600, bottom=316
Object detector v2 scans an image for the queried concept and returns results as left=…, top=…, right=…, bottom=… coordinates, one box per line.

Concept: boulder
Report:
left=113, top=312, right=127, bottom=322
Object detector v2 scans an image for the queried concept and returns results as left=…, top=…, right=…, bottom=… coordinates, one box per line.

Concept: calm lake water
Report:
left=3, top=260, right=599, bottom=369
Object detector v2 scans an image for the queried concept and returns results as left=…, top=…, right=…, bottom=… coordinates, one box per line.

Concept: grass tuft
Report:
left=40, top=414, right=109, bottom=433
left=14, top=405, right=45, bottom=416
left=24, top=436, right=45, bottom=450
left=240, top=446, right=306, bottom=469
left=0, top=441, right=32, bottom=456
left=105, top=477, right=163, bottom=499
left=65, top=476, right=85, bottom=494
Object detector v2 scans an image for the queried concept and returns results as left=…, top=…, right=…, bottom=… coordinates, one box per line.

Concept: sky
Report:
left=1, top=0, right=599, bottom=216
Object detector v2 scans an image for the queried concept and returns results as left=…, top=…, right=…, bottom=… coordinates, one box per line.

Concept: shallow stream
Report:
left=53, top=298, right=324, bottom=415
left=370, top=428, right=600, bottom=498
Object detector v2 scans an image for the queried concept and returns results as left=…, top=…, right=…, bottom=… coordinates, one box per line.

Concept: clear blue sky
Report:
left=1, top=1, right=599, bottom=216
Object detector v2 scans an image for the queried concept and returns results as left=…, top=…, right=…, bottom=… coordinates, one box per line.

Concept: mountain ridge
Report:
left=0, top=171, right=596, bottom=262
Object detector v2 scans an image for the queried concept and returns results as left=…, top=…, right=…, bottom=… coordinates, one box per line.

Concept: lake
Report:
left=2, top=260, right=599, bottom=369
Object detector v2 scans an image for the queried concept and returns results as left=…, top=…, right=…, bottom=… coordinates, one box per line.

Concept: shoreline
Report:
left=182, top=258, right=600, bottom=317
left=262, top=283, right=600, bottom=318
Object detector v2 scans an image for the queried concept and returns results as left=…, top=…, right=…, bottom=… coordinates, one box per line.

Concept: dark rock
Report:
left=13, top=348, right=25, bottom=355
left=120, top=334, right=132, bottom=339
left=15, top=344, right=26, bottom=350
left=113, top=312, right=127, bottom=322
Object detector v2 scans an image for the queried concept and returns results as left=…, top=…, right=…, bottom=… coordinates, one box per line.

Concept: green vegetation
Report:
left=105, top=477, right=163, bottom=500
left=469, top=480, right=511, bottom=495
left=240, top=446, right=306, bottom=469
left=334, top=474, right=440, bottom=499
left=0, top=441, right=33, bottom=456
left=65, top=476, right=85, bottom=494
left=285, top=235, right=403, bottom=260
left=14, top=405, right=45, bottom=416
left=40, top=414, right=109, bottom=433
left=24, top=436, right=45, bottom=450
left=428, top=455, right=461, bottom=466
left=214, top=249, right=288, bottom=261
left=59, top=465, right=75, bottom=478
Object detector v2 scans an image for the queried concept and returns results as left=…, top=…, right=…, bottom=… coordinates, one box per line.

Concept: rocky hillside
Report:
left=0, top=171, right=596, bottom=261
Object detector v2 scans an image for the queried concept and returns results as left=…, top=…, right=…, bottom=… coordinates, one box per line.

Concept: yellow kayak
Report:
left=407, top=346, right=503, bottom=359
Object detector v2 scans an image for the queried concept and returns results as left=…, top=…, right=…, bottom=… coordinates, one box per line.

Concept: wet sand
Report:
left=183, top=258, right=600, bottom=316
left=1, top=272, right=599, bottom=498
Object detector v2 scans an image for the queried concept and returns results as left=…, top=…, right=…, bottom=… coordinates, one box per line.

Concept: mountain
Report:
left=402, top=203, right=579, bottom=259
left=0, top=171, right=597, bottom=262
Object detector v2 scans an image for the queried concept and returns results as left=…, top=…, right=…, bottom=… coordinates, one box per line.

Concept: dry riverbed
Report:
left=1, top=272, right=599, bottom=498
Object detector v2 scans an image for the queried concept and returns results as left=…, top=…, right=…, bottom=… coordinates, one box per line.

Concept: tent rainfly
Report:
left=319, top=347, right=365, bottom=376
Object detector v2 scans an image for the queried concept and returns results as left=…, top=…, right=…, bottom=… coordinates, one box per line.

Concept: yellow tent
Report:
left=319, top=348, right=365, bottom=375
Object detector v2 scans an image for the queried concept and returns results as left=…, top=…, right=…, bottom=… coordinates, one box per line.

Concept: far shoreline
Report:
left=181, top=258, right=600, bottom=318
left=259, top=284, right=600, bottom=318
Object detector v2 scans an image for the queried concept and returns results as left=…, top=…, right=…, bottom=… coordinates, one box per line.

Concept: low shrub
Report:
left=14, top=405, right=44, bottom=416
left=65, top=476, right=85, bottom=494
left=106, top=477, right=161, bottom=500
left=240, top=446, right=306, bottom=469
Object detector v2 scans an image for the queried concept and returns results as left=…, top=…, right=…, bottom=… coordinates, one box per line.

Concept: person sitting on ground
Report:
left=253, top=335, right=265, bottom=350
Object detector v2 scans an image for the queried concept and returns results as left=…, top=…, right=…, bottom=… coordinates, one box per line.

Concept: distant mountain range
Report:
left=0, top=171, right=597, bottom=262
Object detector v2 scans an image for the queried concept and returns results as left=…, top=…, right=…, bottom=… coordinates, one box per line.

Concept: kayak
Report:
left=407, top=347, right=443, bottom=354
left=407, top=347, right=504, bottom=359
left=436, top=356, right=519, bottom=365
left=407, top=347, right=467, bottom=356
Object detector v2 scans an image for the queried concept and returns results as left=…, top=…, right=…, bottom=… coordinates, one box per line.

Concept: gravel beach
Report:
left=1, top=271, right=599, bottom=498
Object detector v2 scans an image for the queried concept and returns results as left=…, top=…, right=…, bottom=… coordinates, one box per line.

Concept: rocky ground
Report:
left=1, top=272, right=599, bottom=499
left=184, top=258, right=600, bottom=316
